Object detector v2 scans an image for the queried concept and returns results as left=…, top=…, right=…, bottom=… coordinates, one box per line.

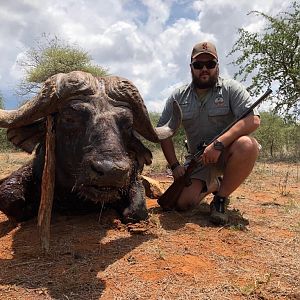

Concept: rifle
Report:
left=157, top=88, right=272, bottom=210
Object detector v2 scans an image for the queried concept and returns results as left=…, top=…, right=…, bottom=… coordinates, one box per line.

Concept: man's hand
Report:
left=172, top=164, right=186, bottom=180
left=199, top=143, right=222, bottom=165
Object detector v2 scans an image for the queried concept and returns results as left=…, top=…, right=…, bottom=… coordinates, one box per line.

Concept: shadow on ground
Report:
left=0, top=210, right=155, bottom=299
left=153, top=202, right=249, bottom=231
left=0, top=199, right=249, bottom=299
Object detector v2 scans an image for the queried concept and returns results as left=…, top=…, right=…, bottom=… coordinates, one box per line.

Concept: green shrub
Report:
left=0, top=129, right=15, bottom=152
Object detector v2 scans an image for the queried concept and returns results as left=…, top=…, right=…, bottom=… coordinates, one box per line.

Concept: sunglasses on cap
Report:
left=191, top=60, right=217, bottom=70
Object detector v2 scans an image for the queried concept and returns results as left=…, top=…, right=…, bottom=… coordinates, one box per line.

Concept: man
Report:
left=157, top=41, right=260, bottom=225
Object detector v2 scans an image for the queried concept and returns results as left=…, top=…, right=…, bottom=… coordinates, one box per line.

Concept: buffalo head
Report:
left=0, top=71, right=181, bottom=222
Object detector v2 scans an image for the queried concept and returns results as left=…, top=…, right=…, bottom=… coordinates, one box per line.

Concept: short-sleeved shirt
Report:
left=158, top=77, right=259, bottom=155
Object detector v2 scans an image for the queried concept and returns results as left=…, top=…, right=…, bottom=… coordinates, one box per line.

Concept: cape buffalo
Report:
left=0, top=71, right=181, bottom=223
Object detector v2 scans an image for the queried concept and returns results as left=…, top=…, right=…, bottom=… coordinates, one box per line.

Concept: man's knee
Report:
left=176, top=190, right=197, bottom=210
left=230, top=136, right=259, bottom=157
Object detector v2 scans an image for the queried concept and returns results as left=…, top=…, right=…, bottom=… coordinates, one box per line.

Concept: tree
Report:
left=17, top=34, right=108, bottom=96
left=228, top=2, right=300, bottom=118
left=0, top=93, right=15, bottom=151
left=254, top=112, right=286, bottom=157
left=254, top=111, right=300, bottom=159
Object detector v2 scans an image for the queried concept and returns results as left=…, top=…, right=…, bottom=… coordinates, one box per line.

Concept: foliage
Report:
left=0, top=93, right=16, bottom=151
left=142, top=112, right=161, bottom=152
left=254, top=111, right=300, bottom=160
left=146, top=110, right=300, bottom=162
left=17, top=33, right=108, bottom=96
left=228, top=2, right=300, bottom=118
left=0, top=128, right=12, bottom=152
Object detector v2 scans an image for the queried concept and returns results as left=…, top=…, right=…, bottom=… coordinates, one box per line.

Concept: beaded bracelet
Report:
left=170, top=161, right=180, bottom=171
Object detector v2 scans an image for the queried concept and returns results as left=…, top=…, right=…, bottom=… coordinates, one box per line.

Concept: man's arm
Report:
left=160, top=137, right=186, bottom=180
left=216, top=114, right=260, bottom=147
left=201, top=114, right=260, bottom=165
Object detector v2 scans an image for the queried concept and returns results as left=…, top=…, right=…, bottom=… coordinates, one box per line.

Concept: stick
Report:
left=37, top=115, right=55, bottom=253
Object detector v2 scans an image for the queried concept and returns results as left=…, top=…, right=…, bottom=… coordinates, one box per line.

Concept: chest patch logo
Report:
left=214, top=96, right=225, bottom=107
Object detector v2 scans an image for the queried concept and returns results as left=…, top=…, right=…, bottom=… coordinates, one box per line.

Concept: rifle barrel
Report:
left=194, top=88, right=272, bottom=159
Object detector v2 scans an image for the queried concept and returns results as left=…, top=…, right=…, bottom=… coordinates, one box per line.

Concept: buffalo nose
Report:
left=91, top=160, right=129, bottom=178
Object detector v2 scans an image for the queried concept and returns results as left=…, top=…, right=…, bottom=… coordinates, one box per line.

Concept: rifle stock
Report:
left=157, top=88, right=272, bottom=210
left=157, top=159, right=197, bottom=210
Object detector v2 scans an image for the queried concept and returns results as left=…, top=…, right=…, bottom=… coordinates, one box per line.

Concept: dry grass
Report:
left=144, top=149, right=169, bottom=174
left=0, top=152, right=33, bottom=180
left=0, top=151, right=299, bottom=299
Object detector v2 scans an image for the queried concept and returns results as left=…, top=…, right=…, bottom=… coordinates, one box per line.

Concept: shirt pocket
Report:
left=182, top=110, right=194, bottom=120
left=208, top=106, right=230, bottom=116
left=180, top=106, right=195, bottom=129
left=208, top=106, right=231, bottom=131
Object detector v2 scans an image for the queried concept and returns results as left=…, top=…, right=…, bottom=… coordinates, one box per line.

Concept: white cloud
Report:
left=140, top=0, right=172, bottom=36
left=244, top=19, right=266, bottom=33
left=9, top=52, right=26, bottom=80
left=0, top=0, right=292, bottom=111
left=147, top=99, right=166, bottom=113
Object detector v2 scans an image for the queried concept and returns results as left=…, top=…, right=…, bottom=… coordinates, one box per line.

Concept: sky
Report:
left=0, top=0, right=292, bottom=112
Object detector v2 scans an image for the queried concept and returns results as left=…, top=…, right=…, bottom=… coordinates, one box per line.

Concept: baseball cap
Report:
left=191, top=41, right=218, bottom=60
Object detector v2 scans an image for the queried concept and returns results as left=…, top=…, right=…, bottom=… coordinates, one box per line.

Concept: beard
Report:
left=192, top=70, right=218, bottom=89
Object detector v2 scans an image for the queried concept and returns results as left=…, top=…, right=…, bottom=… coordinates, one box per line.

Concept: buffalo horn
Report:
left=0, top=71, right=99, bottom=129
left=102, top=76, right=182, bottom=142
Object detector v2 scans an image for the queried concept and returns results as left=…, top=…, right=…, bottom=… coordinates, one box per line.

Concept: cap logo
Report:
left=202, top=43, right=208, bottom=50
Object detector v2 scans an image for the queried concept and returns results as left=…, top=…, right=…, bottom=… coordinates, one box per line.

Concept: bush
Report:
left=253, top=112, right=300, bottom=160
left=142, top=112, right=187, bottom=164
left=0, top=129, right=16, bottom=152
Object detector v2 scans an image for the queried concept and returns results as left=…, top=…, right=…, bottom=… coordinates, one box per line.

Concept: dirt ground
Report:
left=0, top=152, right=299, bottom=300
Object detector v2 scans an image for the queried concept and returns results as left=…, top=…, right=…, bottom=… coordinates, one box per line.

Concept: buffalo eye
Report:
left=59, top=107, right=90, bottom=130
left=60, top=103, right=90, bottom=128
left=118, top=116, right=133, bottom=135
left=115, top=108, right=133, bottom=134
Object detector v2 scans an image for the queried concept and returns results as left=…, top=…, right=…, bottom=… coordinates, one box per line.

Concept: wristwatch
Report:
left=170, top=161, right=180, bottom=171
left=213, top=139, right=225, bottom=151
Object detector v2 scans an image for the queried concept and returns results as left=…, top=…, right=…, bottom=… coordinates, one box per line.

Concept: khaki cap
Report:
left=191, top=41, right=218, bottom=60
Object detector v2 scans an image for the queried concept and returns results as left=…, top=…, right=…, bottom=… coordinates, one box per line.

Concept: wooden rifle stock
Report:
left=157, top=88, right=272, bottom=210
left=157, top=159, right=197, bottom=210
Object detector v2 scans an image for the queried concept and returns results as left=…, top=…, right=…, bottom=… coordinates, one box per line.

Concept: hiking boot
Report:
left=210, top=195, right=229, bottom=225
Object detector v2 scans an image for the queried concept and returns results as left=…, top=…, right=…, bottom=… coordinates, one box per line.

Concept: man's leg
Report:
left=175, top=136, right=259, bottom=213
left=210, top=136, right=259, bottom=224
left=176, top=179, right=205, bottom=210
left=218, top=136, right=259, bottom=197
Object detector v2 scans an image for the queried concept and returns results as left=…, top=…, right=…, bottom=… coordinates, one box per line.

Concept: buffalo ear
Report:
left=7, top=118, right=46, bottom=153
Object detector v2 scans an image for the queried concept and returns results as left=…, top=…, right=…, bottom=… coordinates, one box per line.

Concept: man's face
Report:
left=191, top=53, right=218, bottom=89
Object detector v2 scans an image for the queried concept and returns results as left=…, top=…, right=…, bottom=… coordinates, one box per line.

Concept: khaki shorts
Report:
left=185, top=137, right=261, bottom=194
left=184, top=152, right=225, bottom=193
